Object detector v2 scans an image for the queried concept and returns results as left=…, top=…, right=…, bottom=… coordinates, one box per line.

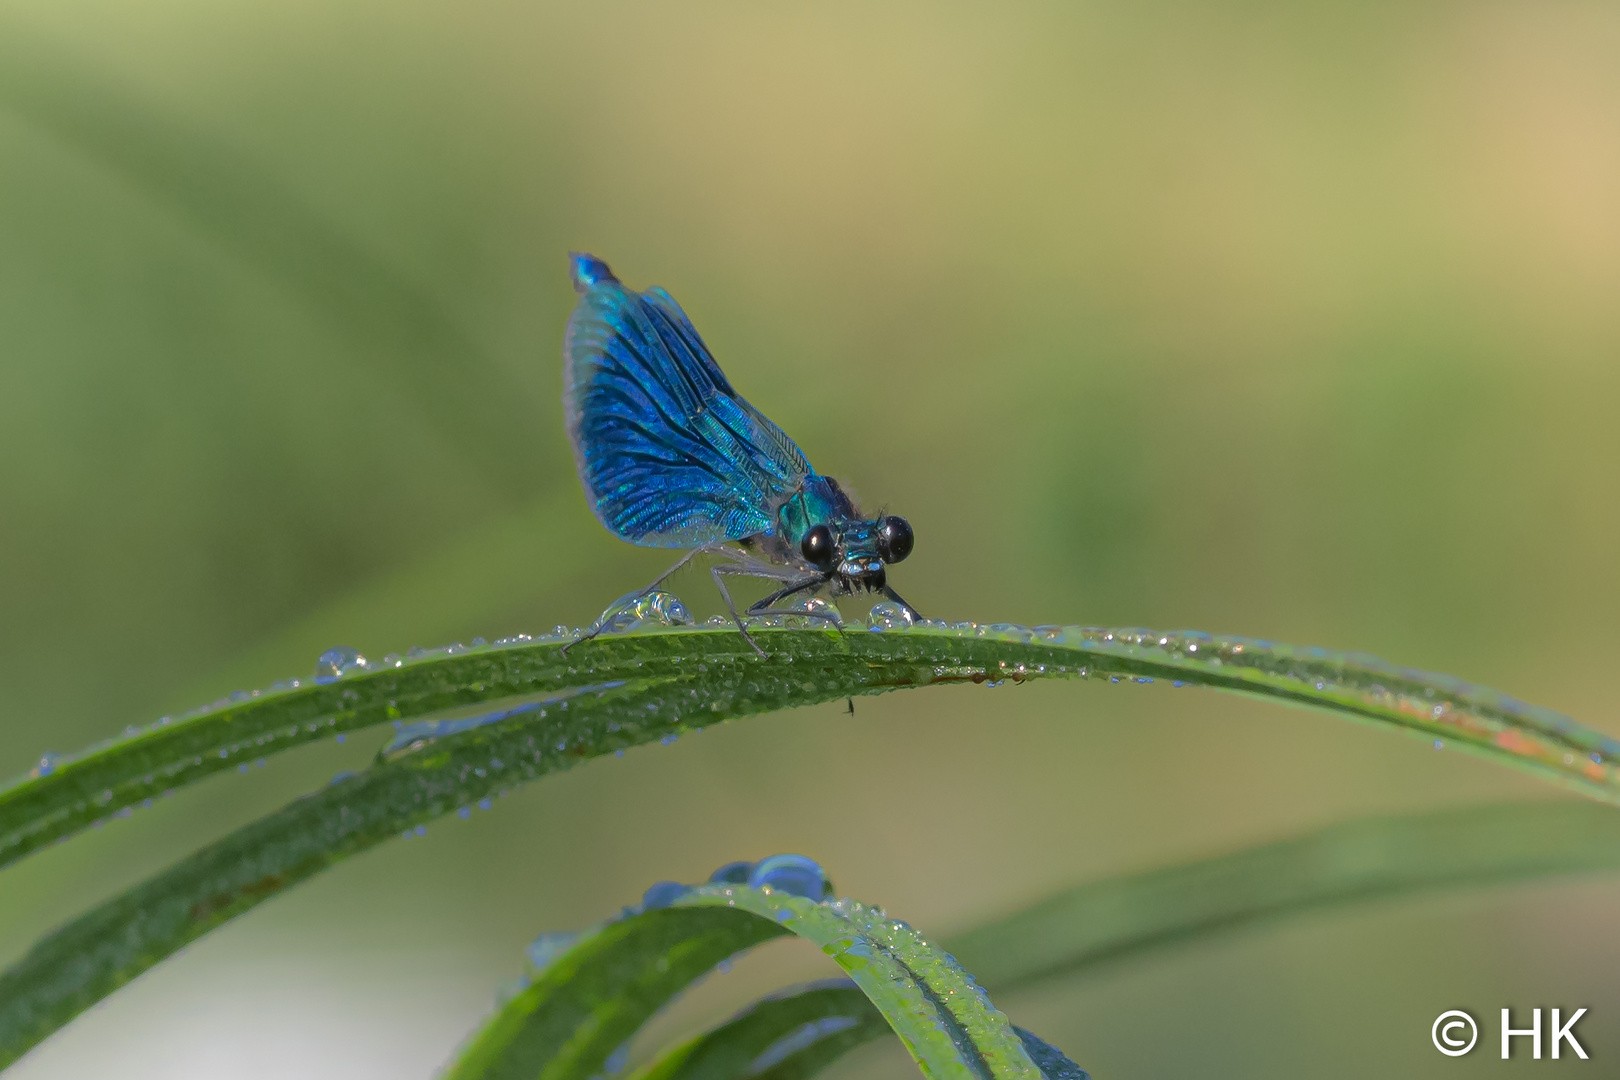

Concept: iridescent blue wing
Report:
left=563, top=254, right=813, bottom=548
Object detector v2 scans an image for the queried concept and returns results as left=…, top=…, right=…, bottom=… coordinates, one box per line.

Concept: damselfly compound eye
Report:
left=801, top=525, right=836, bottom=570
left=877, top=516, right=913, bottom=564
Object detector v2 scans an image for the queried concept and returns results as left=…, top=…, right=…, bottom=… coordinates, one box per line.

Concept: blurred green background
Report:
left=2, top=0, right=1618, bottom=1076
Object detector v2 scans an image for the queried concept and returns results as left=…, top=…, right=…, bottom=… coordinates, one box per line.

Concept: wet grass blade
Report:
left=4, top=622, right=1618, bottom=1066
left=446, top=905, right=789, bottom=1080
left=445, top=883, right=1043, bottom=1080
left=621, top=984, right=1093, bottom=1080
left=586, top=803, right=1620, bottom=1080
left=626, top=981, right=890, bottom=1080
left=5, top=621, right=1617, bottom=875
left=946, top=798, right=1620, bottom=992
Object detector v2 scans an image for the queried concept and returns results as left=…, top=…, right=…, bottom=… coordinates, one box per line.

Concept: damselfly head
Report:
left=805, top=514, right=914, bottom=593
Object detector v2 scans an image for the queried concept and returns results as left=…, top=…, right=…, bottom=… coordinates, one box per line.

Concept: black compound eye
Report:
left=877, top=516, right=913, bottom=563
left=800, top=524, right=836, bottom=570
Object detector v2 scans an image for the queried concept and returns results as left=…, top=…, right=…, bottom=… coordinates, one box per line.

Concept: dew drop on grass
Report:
left=525, top=931, right=577, bottom=973
left=641, top=881, right=688, bottom=909
left=709, top=860, right=753, bottom=884
left=866, top=600, right=914, bottom=630
left=32, top=752, right=61, bottom=778
left=749, top=854, right=830, bottom=900
left=600, top=590, right=695, bottom=634
left=314, top=647, right=369, bottom=684
left=457, top=807, right=471, bottom=819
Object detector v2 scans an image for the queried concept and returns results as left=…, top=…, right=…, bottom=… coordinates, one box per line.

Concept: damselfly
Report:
left=563, top=254, right=919, bottom=653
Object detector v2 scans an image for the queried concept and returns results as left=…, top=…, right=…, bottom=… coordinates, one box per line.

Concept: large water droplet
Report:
left=774, top=595, right=842, bottom=629
left=866, top=601, right=914, bottom=631
left=641, top=881, right=688, bottom=910
left=709, top=860, right=753, bottom=885
left=600, top=590, right=694, bottom=634
left=749, top=854, right=829, bottom=900
left=313, top=647, right=369, bottom=684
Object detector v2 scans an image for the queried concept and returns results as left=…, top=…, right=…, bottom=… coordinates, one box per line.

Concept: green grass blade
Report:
left=6, top=621, right=1616, bottom=875
left=446, top=906, right=789, bottom=1080
left=946, top=799, right=1620, bottom=991
left=626, top=981, right=889, bottom=1080
left=624, top=802, right=1620, bottom=1080
left=4, top=621, right=1617, bottom=1066
left=623, top=986, right=1090, bottom=1080
left=448, top=883, right=1043, bottom=1080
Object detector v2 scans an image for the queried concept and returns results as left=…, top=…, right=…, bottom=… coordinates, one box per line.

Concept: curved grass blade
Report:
left=5, top=621, right=1619, bottom=1065
left=627, top=981, right=889, bottom=1080
left=446, top=905, right=790, bottom=1080
left=946, top=798, right=1620, bottom=992
left=447, top=880, right=1043, bottom=1080
left=627, top=981, right=1089, bottom=1080
left=6, top=620, right=1618, bottom=876
left=541, top=803, right=1620, bottom=1080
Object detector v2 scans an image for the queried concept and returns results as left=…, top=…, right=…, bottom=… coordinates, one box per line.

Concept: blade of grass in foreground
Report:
left=559, top=802, right=1620, bottom=1080
left=629, top=981, right=1084, bottom=1080
left=445, top=873, right=1046, bottom=1080
left=6, top=617, right=1618, bottom=874
left=4, top=618, right=1620, bottom=1066
left=626, top=981, right=892, bottom=1080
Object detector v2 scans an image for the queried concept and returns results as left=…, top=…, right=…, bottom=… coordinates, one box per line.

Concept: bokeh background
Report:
left=2, top=1, right=1618, bottom=1076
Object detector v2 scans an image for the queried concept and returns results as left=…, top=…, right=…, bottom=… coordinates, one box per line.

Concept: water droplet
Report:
left=599, top=590, right=695, bottom=633
left=335, top=733, right=346, bottom=744
left=32, top=751, right=61, bottom=778
left=1433, top=739, right=1445, bottom=750
left=866, top=600, right=914, bottom=630
left=660, top=734, right=678, bottom=747
left=775, top=595, right=841, bottom=628
left=705, top=615, right=730, bottom=627
left=749, top=854, right=829, bottom=901
left=457, top=806, right=472, bottom=819
left=314, top=647, right=369, bottom=684
left=709, top=860, right=754, bottom=884
left=413, top=824, right=427, bottom=837
left=641, top=881, right=688, bottom=910
left=527, top=931, right=576, bottom=972
left=478, top=798, right=492, bottom=811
